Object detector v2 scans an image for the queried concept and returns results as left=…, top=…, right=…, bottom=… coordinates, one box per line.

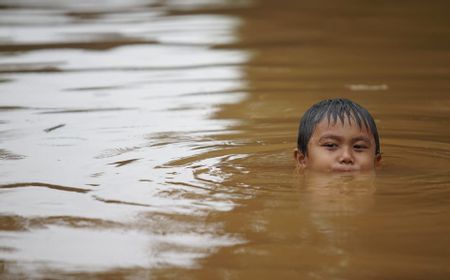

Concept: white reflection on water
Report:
left=0, top=45, right=247, bottom=71
left=0, top=16, right=240, bottom=47
left=0, top=5, right=240, bottom=45
left=0, top=0, right=250, bottom=274
left=1, top=226, right=242, bottom=271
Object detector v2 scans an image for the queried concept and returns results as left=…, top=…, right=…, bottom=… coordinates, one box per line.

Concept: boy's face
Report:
left=294, top=117, right=381, bottom=173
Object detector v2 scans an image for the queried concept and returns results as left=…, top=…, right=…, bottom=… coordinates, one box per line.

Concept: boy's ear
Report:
left=375, top=153, right=382, bottom=166
left=293, top=148, right=307, bottom=168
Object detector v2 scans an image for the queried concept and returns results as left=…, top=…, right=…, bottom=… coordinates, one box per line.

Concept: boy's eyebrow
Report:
left=318, top=134, right=372, bottom=143
left=318, top=134, right=342, bottom=141
left=352, top=136, right=371, bottom=143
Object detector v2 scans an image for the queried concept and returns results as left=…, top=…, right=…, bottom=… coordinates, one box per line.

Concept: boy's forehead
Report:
left=313, top=117, right=372, bottom=137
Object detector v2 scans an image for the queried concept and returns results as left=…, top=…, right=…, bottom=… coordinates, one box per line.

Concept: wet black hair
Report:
left=297, top=98, right=380, bottom=155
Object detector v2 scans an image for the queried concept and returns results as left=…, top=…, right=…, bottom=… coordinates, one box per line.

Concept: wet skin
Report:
left=294, top=117, right=382, bottom=173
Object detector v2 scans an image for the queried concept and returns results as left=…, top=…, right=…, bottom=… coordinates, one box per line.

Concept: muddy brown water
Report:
left=1, top=0, right=450, bottom=279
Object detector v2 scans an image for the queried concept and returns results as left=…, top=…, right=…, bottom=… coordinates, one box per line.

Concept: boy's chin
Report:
left=305, top=167, right=376, bottom=176
left=302, top=169, right=377, bottom=187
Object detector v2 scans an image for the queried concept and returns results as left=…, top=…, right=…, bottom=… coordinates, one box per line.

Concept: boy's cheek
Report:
left=305, top=155, right=329, bottom=170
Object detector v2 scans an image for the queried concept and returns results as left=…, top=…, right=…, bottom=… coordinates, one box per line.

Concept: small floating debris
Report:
left=346, top=84, right=389, bottom=91
left=44, top=124, right=66, bottom=133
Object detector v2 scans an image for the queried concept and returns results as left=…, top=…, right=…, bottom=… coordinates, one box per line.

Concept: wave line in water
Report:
left=91, top=195, right=152, bottom=208
left=0, top=182, right=91, bottom=193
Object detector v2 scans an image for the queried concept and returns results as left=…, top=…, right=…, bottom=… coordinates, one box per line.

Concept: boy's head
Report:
left=294, top=98, right=381, bottom=173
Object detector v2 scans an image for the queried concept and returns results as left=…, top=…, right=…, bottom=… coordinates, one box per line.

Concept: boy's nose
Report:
left=339, top=147, right=354, bottom=164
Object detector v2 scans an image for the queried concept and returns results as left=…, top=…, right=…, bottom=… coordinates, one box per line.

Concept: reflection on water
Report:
left=0, top=0, right=250, bottom=276
left=1, top=0, right=450, bottom=279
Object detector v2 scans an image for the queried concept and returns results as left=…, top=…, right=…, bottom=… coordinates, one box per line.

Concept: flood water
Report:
left=1, top=0, right=450, bottom=279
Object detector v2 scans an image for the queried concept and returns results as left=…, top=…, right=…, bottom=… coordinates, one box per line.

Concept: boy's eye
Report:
left=322, top=143, right=338, bottom=149
left=353, top=144, right=368, bottom=151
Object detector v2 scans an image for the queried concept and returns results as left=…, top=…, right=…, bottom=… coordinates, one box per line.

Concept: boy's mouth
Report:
left=332, top=166, right=358, bottom=172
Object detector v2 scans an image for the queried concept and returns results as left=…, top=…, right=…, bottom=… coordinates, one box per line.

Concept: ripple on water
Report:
left=0, top=1, right=252, bottom=274
left=0, top=225, right=243, bottom=272
left=0, top=149, right=25, bottom=160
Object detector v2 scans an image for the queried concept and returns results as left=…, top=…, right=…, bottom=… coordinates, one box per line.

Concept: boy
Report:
left=294, top=98, right=382, bottom=173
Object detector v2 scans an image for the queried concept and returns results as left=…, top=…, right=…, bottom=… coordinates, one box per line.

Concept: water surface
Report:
left=1, top=0, right=450, bottom=279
